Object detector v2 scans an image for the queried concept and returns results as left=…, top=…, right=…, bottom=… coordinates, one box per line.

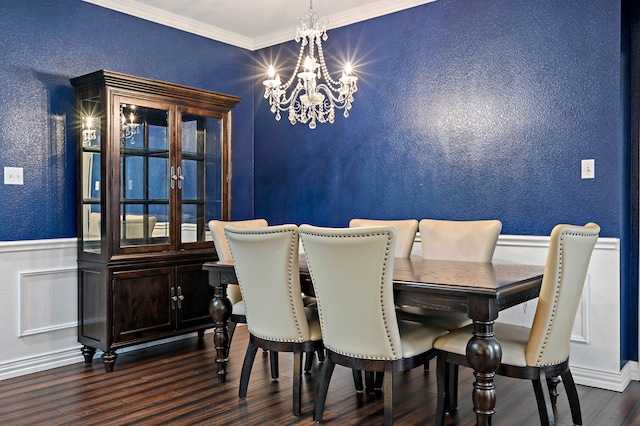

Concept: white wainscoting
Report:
left=0, top=238, right=81, bottom=380
left=0, top=234, right=637, bottom=392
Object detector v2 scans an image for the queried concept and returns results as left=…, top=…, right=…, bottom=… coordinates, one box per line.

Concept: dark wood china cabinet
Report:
left=71, top=70, right=240, bottom=372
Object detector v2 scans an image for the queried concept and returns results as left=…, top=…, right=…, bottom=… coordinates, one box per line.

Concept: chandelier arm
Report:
left=316, top=42, right=342, bottom=87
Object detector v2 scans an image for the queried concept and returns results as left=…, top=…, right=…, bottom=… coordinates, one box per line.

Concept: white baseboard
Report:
left=572, top=361, right=640, bottom=392
left=0, top=346, right=84, bottom=381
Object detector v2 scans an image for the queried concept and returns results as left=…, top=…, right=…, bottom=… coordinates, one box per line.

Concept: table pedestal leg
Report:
left=209, top=282, right=232, bottom=383
left=466, top=320, right=501, bottom=426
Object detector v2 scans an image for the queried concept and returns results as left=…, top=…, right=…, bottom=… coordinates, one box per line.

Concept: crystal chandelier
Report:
left=263, top=0, right=358, bottom=129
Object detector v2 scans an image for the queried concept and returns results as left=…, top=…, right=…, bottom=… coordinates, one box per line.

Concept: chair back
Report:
left=300, top=224, right=402, bottom=360
left=349, top=219, right=418, bottom=258
left=419, top=219, right=502, bottom=262
left=225, top=224, right=312, bottom=343
left=526, top=223, right=599, bottom=366
left=208, top=219, right=268, bottom=261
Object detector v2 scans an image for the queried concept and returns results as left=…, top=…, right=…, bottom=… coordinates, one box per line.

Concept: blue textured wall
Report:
left=0, top=0, right=254, bottom=241
left=254, top=0, right=622, bottom=239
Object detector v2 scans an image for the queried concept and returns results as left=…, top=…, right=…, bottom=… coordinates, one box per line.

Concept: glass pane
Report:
left=80, top=93, right=102, bottom=254
left=180, top=113, right=222, bottom=244
left=120, top=103, right=170, bottom=248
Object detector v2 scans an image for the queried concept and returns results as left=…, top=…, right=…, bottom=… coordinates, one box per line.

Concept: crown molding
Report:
left=83, top=0, right=436, bottom=51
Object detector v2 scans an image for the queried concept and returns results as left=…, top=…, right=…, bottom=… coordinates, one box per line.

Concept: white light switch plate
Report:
left=4, top=167, right=24, bottom=185
left=581, top=159, right=595, bottom=179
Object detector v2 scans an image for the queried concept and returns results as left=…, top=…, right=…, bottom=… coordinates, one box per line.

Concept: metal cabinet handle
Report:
left=177, top=286, right=185, bottom=309
left=177, top=167, right=184, bottom=190
left=171, top=286, right=177, bottom=309
left=170, top=166, right=177, bottom=189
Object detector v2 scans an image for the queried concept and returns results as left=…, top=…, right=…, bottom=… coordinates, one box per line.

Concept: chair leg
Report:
left=374, top=372, right=384, bottom=390
left=435, top=354, right=448, bottom=426
left=270, top=351, right=279, bottom=380
left=317, top=348, right=325, bottom=363
left=365, top=371, right=375, bottom=393
left=228, top=319, right=237, bottom=346
left=239, top=340, right=259, bottom=398
left=561, top=369, right=582, bottom=425
left=383, top=364, right=394, bottom=426
left=531, top=369, right=555, bottom=426
left=447, top=364, right=459, bottom=411
left=352, top=369, right=364, bottom=393
left=293, top=348, right=303, bottom=416
left=314, top=358, right=336, bottom=422
left=546, top=375, right=561, bottom=410
left=304, top=350, right=314, bottom=373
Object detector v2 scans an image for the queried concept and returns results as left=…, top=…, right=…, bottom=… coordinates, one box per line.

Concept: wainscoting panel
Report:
left=19, top=268, right=77, bottom=337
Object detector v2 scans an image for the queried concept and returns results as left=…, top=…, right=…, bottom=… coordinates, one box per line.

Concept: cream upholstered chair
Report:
left=224, top=224, right=323, bottom=417
left=299, top=224, right=448, bottom=425
left=208, top=219, right=281, bottom=377
left=397, top=219, right=502, bottom=378
left=349, top=218, right=418, bottom=391
left=433, top=223, right=599, bottom=426
left=399, top=219, right=503, bottom=330
left=349, top=219, right=418, bottom=258
left=419, top=218, right=502, bottom=262
left=208, top=219, right=268, bottom=340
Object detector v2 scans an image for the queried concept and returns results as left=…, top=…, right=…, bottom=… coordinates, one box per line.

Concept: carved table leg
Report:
left=209, top=280, right=231, bottom=383
left=466, top=320, right=502, bottom=426
left=101, top=351, right=118, bottom=373
left=81, top=346, right=96, bottom=364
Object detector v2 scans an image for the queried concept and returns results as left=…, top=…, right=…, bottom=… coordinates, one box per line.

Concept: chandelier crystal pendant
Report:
left=263, top=0, right=358, bottom=129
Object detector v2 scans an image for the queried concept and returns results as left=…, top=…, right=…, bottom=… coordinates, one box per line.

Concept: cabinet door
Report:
left=177, top=107, right=229, bottom=250
left=112, top=266, right=175, bottom=343
left=175, top=264, right=215, bottom=329
left=115, top=97, right=173, bottom=254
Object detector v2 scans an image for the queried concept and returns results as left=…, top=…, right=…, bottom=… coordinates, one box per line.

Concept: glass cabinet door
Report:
left=79, top=88, right=102, bottom=254
left=118, top=99, right=172, bottom=251
left=178, top=107, right=227, bottom=248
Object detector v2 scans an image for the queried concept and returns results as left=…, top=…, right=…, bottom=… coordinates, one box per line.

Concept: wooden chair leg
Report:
left=435, top=354, right=448, bottom=426
left=352, top=369, right=364, bottom=393
left=561, top=370, right=583, bottom=425
left=304, top=350, right=314, bottom=373
left=228, top=319, right=237, bottom=345
left=270, top=351, right=279, bottom=380
left=374, top=372, right=384, bottom=390
left=447, top=363, right=459, bottom=411
left=365, top=371, right=376, bottom=393
left=292, top=348, right=303, bottom=416
left=314, top=358, right=336, bottom=422
left=383, top=364, right=394, bottom=426
left=531, top=369, right=554, bottom=426
left=317, top=348, right=325, bottom=363
left=546, top=375, right=561, bottom=410
left=239, top=340, right=259, bottom=398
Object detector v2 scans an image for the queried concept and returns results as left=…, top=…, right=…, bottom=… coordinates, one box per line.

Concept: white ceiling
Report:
left=83, top=0, right=437, bottom=50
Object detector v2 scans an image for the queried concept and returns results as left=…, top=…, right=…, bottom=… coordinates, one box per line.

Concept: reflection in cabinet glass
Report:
left=71, top=70, right=240, bottom=372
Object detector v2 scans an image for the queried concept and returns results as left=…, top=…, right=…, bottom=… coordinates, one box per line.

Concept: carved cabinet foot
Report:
left=81, top=346, right=96, bottom=364
left=101, top=351, right=118, bottom=373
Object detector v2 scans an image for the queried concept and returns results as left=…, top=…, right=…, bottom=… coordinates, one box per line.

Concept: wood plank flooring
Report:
left=1, top=325, right=639, bottom=425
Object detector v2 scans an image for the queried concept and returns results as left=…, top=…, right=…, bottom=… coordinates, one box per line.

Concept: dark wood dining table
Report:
left=203, top=256, right=544, bottom=426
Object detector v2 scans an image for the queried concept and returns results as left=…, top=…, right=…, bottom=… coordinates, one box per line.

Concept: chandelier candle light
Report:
left=263, top=0, right=358, bottom=129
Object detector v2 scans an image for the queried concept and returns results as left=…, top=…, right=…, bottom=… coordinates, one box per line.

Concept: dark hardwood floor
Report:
left=1, top=325, right=639, bottom=425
